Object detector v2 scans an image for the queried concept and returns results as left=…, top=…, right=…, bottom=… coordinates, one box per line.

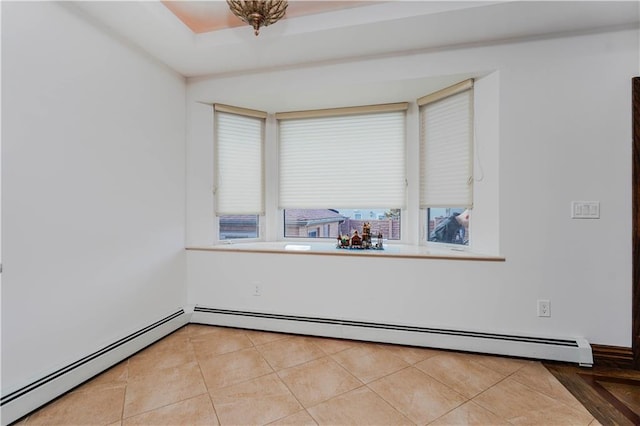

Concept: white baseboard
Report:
left=191, top=306, right=593, bottom=366
left=1, top=309, right=189, bottom=426
left=2, top=305, right=593, bottom=426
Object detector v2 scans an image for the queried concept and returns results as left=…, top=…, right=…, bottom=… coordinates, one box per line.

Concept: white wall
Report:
left=186, top=28, right=638, bottom=348
left=1, top=2, right=186, bottom=393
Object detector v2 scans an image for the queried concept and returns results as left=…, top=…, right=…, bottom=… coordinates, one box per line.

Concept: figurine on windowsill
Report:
left=337, top=233, right=350, bottom=248
left=362, top=222, right=372, bottom=248
left=351, top=230, right=362, bottom=247
left=336, top=225, right=384, bottom=250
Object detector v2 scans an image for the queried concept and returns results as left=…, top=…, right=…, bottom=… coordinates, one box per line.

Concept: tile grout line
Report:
left=464, top=365, right=522, bottom=423
left=365, top=345, right=477, bottom=424
left=192, top=326, right=320, bottom=424
left=246, top=330, right=310, bottom=424
left=467, top=360, right=586, bottom=424
left=363, top=365, right=423, bottom=426
left=270, top=336, right=415, bottom=424
left=190, top=328, right=223, bottom=426
left=282, top=364, right=368, bottom=417
left=422, top=400, right=469, bottom=425
left=361, top=381, right=418, bottom=426
left=415, top=354, right=517, bottom=424
left=266, top=337, right=353, bottom=422
left=122, top=327, right=212, bottom=422
left=231, top=328, right=317, bottom=425
left=507, top=365, right=596, bottom=418
left=272, top=366, right=317, bottom=425
left=119, top=359, right=130, bottom=425
left=412, top=354, right=474, bottom=398
left=249, top=328, right=327, bottom=425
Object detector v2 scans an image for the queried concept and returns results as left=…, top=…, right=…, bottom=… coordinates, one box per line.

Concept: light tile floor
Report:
left=17, top=325, right=603, bottom=425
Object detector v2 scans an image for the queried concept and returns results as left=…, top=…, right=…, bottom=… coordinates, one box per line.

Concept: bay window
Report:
left=211, top=79, right=479, bottom=248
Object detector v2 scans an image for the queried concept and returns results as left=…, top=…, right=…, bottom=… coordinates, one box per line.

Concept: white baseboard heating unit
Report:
left=1, top=309, right=188, bottom=426
left=1, top=306, right=592, bottom=426
left=191, top=306, right=593, bottom=367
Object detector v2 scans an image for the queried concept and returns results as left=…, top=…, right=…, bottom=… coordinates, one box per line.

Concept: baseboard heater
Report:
left=192, top=306, right=593, bottom=367
left=1, top=309, right=188, bottom=426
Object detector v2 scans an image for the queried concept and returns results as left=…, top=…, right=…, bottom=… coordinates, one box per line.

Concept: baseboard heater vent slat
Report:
left=1, top=309, right=188, bottom=426
left=192, top=306, right=592, bottom=366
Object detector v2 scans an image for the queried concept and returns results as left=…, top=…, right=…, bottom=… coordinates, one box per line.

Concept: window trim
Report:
left=186, top=243, right=505, bottom=262
left=275, top=102, right=408, bottom=120
left=417, top=79, right=473, bottom=107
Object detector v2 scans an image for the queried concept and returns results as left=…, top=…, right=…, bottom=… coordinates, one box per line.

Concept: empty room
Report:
left=2, top=1, right=639, bottom=424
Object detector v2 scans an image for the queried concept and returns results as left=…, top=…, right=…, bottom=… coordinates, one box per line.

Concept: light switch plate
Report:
left=571, top=201, right=600, bottom=219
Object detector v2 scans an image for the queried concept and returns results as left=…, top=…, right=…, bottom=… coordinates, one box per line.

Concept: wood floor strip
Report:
left=578, top=373, right=640, bottom=424
left=544, top=363, right=638, bottom=425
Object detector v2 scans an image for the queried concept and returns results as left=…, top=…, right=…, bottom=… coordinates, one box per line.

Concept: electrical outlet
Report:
left=252, top=282, right=261, bottom=296
left=537, top=299, right=550, bottom=317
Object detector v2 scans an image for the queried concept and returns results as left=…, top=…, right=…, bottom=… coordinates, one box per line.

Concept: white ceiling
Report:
left=69, top=1, right=639, bottom=79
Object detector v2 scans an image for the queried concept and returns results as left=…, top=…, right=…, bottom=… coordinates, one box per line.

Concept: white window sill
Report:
left=186, top=242, right=504, bottom=261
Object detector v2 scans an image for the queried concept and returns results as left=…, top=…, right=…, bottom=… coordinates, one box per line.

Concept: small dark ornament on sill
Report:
left=337, top=222, right=384, bottom=250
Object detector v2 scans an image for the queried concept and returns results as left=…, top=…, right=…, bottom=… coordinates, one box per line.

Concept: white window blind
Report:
left=419, top=82, right=474, bottom=208
left=278, top=105, right=407, bottom=209
left=214, top=105, right=265, bottom=215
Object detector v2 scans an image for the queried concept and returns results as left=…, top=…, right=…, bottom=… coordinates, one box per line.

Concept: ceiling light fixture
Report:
left=227, top=0, right=288, bottom=36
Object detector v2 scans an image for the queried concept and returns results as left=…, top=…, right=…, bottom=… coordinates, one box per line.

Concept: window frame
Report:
left=421, top=207, right=472, bottom=251
left=275, top=103, right=409, bottom=244
left=211, top=78, right=486, bottom=251
left=418, top=80, right=475, bottom=250
left=217, top=214, right=262, bottom=242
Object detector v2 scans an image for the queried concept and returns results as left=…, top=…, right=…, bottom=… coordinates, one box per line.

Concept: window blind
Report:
left=278, top=107, right=406, bottom=209
left=419, top=84, right=474, bottom=208
left=214, top=106, right=265, bottom=215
